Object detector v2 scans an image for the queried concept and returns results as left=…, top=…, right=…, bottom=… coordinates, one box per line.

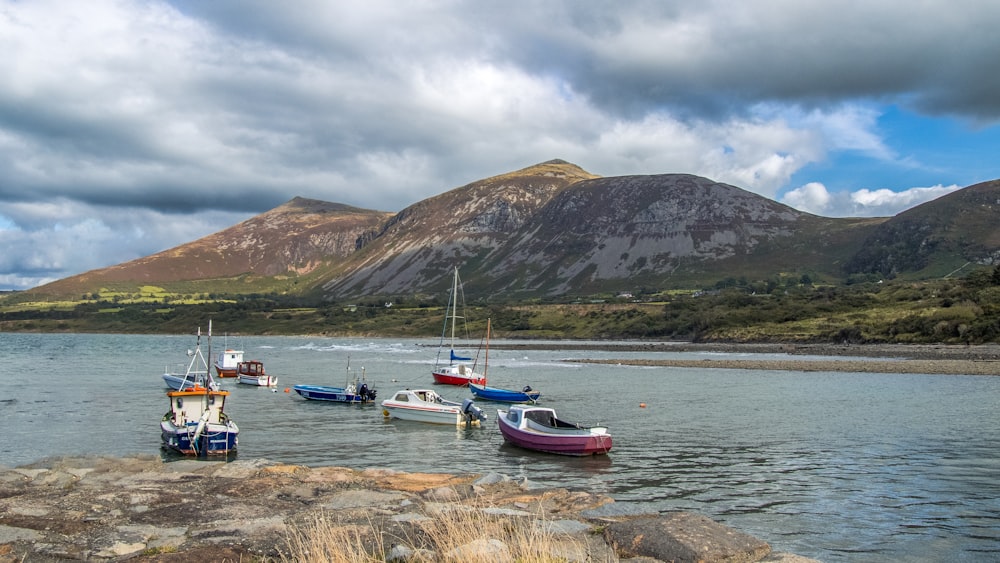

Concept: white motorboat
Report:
left=381, top=388, right=486, bottom=426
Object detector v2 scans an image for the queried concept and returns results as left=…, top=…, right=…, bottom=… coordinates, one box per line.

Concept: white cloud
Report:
left=0, top=0, right=997, bottom=289
left=780, top=182, right=961, bottom=217
left=0, top=200, right=248, bottom=290
left=781, top=182, right=832, bottom=215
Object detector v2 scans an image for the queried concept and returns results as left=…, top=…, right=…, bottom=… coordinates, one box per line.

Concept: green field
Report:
left=3, top=271, right=999, bottom=344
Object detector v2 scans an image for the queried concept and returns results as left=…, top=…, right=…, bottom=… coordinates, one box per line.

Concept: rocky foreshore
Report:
left=0, top=455, right=818, bottom=562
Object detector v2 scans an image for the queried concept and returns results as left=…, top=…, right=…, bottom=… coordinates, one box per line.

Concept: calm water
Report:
left=1, top=332, right=998, bottom=562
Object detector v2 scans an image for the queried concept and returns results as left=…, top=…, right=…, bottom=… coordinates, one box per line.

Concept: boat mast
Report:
left=206, top=319, right=215, bottom=390
left=484, top=317, right=491, bottom=378
left=448, top=266, right=460, bottom=348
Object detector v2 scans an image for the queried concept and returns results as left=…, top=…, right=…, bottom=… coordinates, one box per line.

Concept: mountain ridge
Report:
left=21, top=160, right=1000, bottom=301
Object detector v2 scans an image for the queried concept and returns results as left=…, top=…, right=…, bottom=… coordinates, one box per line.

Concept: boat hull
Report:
left=162, top=373, right=216, bottom=391
left=214, top=349, right=244, bottom=378
left=293, top=384, right=371, bottom=403
left=160, top=420, right=239, bottom=456
left=469, top=383, right=540, bottom=403
left=238, top=374, right=277, bottom=386
left=381, top=404, right=480, bottom=425
left=497, top=408, right=612, bottom=456
left=431, top=369, right=486, bottom=386
left=381, top=389, right=485, bottom=426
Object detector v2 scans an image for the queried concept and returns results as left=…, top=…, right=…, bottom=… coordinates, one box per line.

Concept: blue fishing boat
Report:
left=292, top=359, right=377, bottom=403
left=469, top=382, right=540, bottom=403
left=292, top=383, right=376, bottom=403
left=160, top=385, right=239, bottom=456
left=160, top=322, right=238, bottom=456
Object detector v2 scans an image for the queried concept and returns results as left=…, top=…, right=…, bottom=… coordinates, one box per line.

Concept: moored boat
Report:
left=236, top=359, right=277, bottom=386
left=469, top=382, right=540, bottom=404
left=381, top=388, right=486, bottom=426
left=293, top=383, right=377, bottom=402
left=214, top=348, right=244, bottom=378
left=292, top=359, right=378, bottom=403
left=431, top=267, right=486, bottom=386
left=496, top=404, right=612, bottom=456
left=162, top=328, right=219, bottom=391
left=160, top=384, right=239, bottom=456
left=160, top=321, right=238, bottom=456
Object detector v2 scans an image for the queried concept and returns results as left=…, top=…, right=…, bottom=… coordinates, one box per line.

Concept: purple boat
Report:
left=496, top=405, right=612, bottom=456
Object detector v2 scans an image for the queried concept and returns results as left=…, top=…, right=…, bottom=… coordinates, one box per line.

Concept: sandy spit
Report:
left=569, top=357, right=1000, bottom=375
left=491, top=342, right=1000, bottom=375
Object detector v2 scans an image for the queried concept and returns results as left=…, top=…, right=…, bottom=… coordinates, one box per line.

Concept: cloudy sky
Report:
left=2, top=1, right=999, bottom=291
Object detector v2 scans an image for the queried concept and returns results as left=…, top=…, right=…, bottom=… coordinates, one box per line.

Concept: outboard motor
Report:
left=359, top=383, right=376, bottom=402
left=461, top=398, right=487, bottom=424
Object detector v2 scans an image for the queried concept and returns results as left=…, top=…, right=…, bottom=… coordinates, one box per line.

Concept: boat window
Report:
left=508, top=411, right=519, bottom=422
left=176, top=398, right=183, bottom=408
left=395, top=393, right=408, bottom=402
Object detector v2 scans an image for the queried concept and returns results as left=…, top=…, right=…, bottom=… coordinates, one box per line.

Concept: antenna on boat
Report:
left=206, top=319, right=215, bottom=390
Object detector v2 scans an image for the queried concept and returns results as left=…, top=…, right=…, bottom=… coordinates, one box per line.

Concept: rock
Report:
left=604, top=512, right=772, bottom=563
left=423, top=485, right=461, bottom=501
left=0, top=456, right=816, bottom=562
left=473, top=472, right=511, bottom=485
left=386, top=543, right=435, bottom=561
left=447, top=537, right=512, bottom=562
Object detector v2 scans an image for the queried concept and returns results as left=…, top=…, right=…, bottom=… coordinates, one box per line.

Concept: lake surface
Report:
left=1, top=332, right=997, bottom=562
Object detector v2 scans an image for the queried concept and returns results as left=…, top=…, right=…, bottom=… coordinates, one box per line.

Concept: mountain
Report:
left=470, top=173, right=879, bottom=296
left=319, top=159, right=599, bottom=297
left=22, top=161, right=1000, bottom=301
left=36, top=197, right=392, bottom=295
left=845, top=179, right=1000, bottom=278
left=322, top=169, right=882, bottom=299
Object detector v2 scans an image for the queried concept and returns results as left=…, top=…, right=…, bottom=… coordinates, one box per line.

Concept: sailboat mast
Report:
left=449, top=267, right=459, bottom=347
left=484, top=317, right=491, bottom=378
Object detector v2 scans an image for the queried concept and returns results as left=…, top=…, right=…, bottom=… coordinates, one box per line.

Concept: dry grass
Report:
left=283, top=516, right=384, bottom=563
left=282, top=503, right=579, bottom=562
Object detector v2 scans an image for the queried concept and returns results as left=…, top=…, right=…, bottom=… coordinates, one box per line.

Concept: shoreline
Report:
left=490, top=342, right=1000, bottom=374
left=568, top=357, right=1000, bottom=375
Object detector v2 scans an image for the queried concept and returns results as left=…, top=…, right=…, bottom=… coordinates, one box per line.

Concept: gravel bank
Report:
left=570, top=357, right=1000, bottom=375
left=492, top=342, right=1000, bottom=374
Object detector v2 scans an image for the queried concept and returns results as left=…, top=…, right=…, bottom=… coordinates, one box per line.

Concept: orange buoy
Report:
left=639, top=402, right=647, bottom=408
left=284, top=388, right=290, bottom=393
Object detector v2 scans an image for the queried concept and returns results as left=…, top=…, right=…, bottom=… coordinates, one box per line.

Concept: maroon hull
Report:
left=496, top=405, right=612, bottom=456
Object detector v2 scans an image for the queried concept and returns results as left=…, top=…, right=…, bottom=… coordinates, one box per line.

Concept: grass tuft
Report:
left=282, top=503, right=579, bottom=562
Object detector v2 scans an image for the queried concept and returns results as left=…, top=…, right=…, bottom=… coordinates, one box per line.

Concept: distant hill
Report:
left=35, top=197, right=392, bottom=295
left=21, top=160, right=1000, bottom=301
left=845, top=179, right=1000, bottom=278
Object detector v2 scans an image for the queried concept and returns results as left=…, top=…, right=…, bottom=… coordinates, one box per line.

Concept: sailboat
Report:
left=432, top=267, right=486, bottom=386
left=468, top=318, right=541, bottom=403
